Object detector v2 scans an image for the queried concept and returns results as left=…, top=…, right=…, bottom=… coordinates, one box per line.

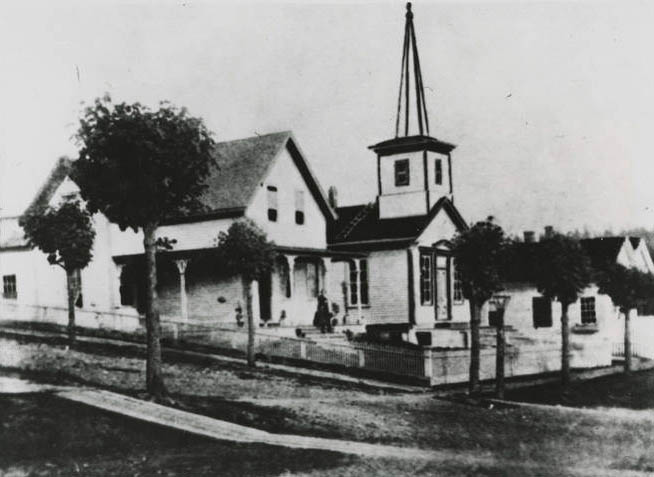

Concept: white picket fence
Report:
left=612, top=341, right=644, bottom=358
left=0, top=302, right=623, bottom=385
left=164, top=322, right=427, bottom=379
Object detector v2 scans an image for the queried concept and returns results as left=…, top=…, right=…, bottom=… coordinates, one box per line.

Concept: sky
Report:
left=1, top=0, right=653, bottom=237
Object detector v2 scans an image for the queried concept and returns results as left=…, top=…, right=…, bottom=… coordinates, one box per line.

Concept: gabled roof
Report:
left=23, top=157, right=73, bottom=217
left=21, top=132, right=336, bottom=226
left=167, top=131, right=336, bottom=223
left=329, top=196, right=467, bottom=250
left=502, top=237, right=629, bottom=283
left=579, top=237, right=626, bottom=269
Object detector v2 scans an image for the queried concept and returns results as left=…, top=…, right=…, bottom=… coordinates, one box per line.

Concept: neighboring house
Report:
left=328, top=4, right=471, bottom=347
left=0, top=132, right=364, bottom=328
left=485, top=234, right=654, bottom=368
left=0, top=168, right=120, bottom=315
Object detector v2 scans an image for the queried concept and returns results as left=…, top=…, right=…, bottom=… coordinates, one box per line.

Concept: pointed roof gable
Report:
left=190, top=131, right=290, bottom=218
left=23, top=157, right=73, bottom=217
left=329, top=196, right=466, bottom=250
left=183, top=131, right=335, bottom=223
left=579, top=237, right=627, bottom=269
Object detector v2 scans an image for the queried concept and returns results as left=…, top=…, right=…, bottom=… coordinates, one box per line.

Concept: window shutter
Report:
left=532, top=297, right=552, bottom=328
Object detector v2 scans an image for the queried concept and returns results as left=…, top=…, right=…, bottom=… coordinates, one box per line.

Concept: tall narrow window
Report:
left=452, top=264, right=464, bottom=303
left=267, top=186, right=278, bottom=222
left=348, top=260, right=369, bottom=306
left=295, top=189, right=305, bottom=225
left=349, top=262, right=358, bottom=305
left=359, top=260, right=369, bottom=305
left=435, top=159, right=443, bottom=185
left=2, top=275, right=17, bottom=299
left=305, top=261, right=318, bottom=298
left=580, top=297, right=596, bottom=324
left=419, top=253, right=433, bottom=305
left=279, top=260, right=291, bottom=298
left=532, top=297, right=552, bottom=328
left=394, top=159, right=410, bottom=186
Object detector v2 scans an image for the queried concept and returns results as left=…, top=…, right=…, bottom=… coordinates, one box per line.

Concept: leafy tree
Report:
left=534, top=233, right=592, bottom=388
left=73, top=95, right=216, bottom=399
left=20, top=198, right=95, bottom=344
left=452, top=217, right=507, bottom=396
left=215, top=219, right=276, bottom=367
left=597, top=264, right=654, bottom=373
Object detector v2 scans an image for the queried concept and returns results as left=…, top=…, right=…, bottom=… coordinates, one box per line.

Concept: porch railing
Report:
left=612, top=341, right=643, bottom=358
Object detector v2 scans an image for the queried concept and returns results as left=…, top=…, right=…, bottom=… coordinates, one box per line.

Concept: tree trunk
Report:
left=624, top=307, right=632, bottom=374
left=561, top=301, right=571, bottom=388
left=495, top=318, right=505, bottom=399
left=65, top=269, right=76, bottom=345
left=143, top=223, right=166, bottom=399
left=469, top=299, right=482, bottom=396
left=243, top=277, right=256, bottom=367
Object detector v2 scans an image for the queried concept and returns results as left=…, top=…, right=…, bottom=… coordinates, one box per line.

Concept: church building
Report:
left=329, top=3, right=472, bottom=347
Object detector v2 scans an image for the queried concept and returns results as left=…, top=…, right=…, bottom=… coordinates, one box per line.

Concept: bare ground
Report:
left=2, top=336, right=654, bottom=475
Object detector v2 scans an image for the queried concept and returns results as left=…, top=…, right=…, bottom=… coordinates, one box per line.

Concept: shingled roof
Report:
left=579, top=237, right=626, bottom=269
left=502, top=237, right=629, bottom=283
left=329, top=196, right=467, bottom=250
left=182, top=131, right=335, bottom=222
left=192, top=131, right=291, bottom=217
left=20, top=131, right=335, bottom=225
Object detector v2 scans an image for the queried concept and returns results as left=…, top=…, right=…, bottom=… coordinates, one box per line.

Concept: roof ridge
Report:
left=214, top=131, right=291, bottom=147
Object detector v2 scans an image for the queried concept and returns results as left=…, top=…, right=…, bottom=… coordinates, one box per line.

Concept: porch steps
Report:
left=295, top=326, right=349, bottom=340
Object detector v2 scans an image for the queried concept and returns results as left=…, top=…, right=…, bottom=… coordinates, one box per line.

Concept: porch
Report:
left=112, top=246, right=367, bottom=329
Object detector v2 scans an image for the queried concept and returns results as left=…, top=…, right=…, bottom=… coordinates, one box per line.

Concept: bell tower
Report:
left=370, top=2, right=455, bottom=219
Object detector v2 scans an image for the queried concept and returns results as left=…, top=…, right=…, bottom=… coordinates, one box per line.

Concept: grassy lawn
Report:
left=505, top=366, right=654, bottom=409
left=2, top=335, right=654, bottom=475
left=0, top=393, right=639, bottom=477
left=0, top=393, right=352, bottom=477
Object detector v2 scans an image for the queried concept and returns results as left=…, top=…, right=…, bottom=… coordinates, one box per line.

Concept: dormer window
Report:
left=295, top=190, right=305, bottom=225
left=435, top=159, right=442, bottom=185
left=394, top=159, right=410, bottom=186
left=267, top=186, right=278, bottom=222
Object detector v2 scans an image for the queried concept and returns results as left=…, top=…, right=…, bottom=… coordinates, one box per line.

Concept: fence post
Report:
left=357, top=348, right=365, bottom=368
left=424, top=348, right=433, bottom=381
left=300, top=341, right=307, bottom=359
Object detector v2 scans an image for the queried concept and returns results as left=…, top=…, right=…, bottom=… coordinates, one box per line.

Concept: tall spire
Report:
left=394, top=2, right=430, bottom=138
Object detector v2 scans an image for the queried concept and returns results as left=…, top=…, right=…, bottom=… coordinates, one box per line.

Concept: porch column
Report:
left=319, top=258, right=328, bottom=294
left=355, top=259, right=363, bottom=322
left=285, top=255, right=297, bottom=298
left=174, top=259, right=189, bottom=322
left=111, top=263, right=124, bottom=309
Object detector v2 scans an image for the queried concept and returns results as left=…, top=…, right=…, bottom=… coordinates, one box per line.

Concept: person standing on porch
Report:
left=314, top=290, right=332, bottom=333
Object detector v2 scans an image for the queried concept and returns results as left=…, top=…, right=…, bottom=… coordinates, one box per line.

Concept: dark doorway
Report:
left=258, top=272, right=272, bottom=323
